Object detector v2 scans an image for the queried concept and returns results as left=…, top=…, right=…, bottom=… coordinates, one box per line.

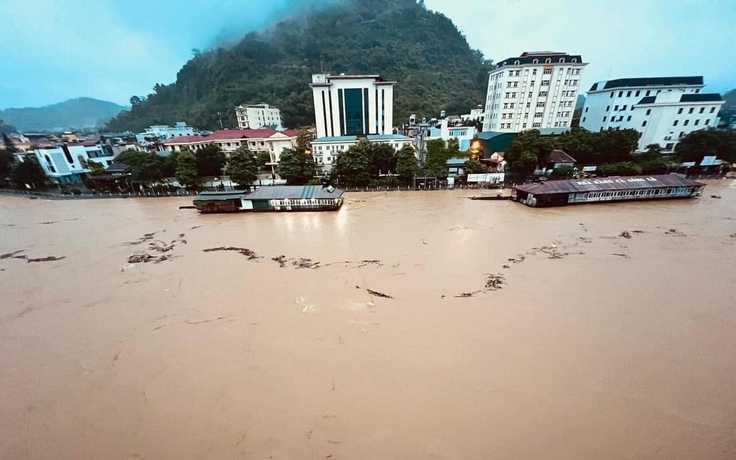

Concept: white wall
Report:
left=312, top=75, right=394, bottom=138
left=581, top=82, right=722, bottom=152
left=484, top=61, right=585, bottom=132
left=236, top=105, right=282, bottom=129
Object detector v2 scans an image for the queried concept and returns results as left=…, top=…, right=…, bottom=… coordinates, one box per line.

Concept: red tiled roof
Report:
left=163, top=135, right=207, bottom=145
left=549, top=149, right=577, bottom=164
left=164, top=129, right=298, bottom=145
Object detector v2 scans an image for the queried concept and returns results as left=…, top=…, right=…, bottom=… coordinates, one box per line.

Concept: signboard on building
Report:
left=468, top=173, right=505, bottom=183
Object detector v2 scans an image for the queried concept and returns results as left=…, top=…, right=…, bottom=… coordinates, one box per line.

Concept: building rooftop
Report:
left=495, top=51, right=584, bottom=68
left=515, top=174, right=703, bottom=195
left=164, top=129, right=299, bottom=145
left=680, top=93, right=723, bottom=103
left=193, top=191, right=245, bottom=202
left=245, top=185, right=345, bottom=200
left=312, top=134, right=413, bottom=143
left=589, top=76, right=704, bottom=92
left=548, top=149, right=577, bottom=164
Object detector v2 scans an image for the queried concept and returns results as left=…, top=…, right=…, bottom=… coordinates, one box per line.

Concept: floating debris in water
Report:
left=26, top=256, right=66, bottom=263
left=454, top=291, right=481, bottom=298
left=611, top=253, right=631, bottom=259
left=203, top=247, right=260, bottom=259
left=485, top=274, right=505, bottom=290
left=620, top=231, right=632, bottom=239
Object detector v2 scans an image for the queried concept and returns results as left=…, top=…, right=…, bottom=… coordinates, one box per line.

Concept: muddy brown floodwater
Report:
left=2, top=181, right=736, bottom=460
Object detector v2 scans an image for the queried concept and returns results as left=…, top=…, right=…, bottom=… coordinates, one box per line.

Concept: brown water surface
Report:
left=2, top=182, right=736, bottom=459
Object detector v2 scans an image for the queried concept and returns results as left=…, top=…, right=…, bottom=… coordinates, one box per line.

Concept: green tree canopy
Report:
left=396, top=145, right=418, bottom=184
left=115, top=150, right=165, bottom=182
left=162, top=150, right=180, bottom=178
left=370, top=143, right=398, bottom=177
left=278, top=148, right=317, bottom=185
left=195, top=144, right=226, bottom=177
left=227, top=147, right=259, bottom=189
left=12, top=156, right=46, bottom=187
left=424, top=138, right=450, bottom=177
left=296, top=129, right=315, bottom=152
left=675, top=128, right=736, bottom=163
left=332, top=139, right=372, bottom=187
left=176, top=150, right=200, bottom=189
left=463, top=159, right=485, bottom=174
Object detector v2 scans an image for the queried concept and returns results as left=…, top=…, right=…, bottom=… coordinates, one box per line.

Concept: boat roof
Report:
left=244, top=185, right=345, bottom=200
left=514, top=174, right=704, bottom=195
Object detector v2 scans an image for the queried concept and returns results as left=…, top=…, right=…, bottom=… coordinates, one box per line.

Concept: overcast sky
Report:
left=1, top=0, right=735, bottom=109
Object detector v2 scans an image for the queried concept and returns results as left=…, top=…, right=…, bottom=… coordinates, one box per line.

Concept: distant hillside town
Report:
left=1, top=51, right=734, bottom=195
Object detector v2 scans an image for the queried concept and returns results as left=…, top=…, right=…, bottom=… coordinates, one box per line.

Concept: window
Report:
left=529, top=80, right=535, bottom=87
left=513, top=82, right=518, bottom=88
left=559, top=58, right=565, bottom=63
left=507, top=82, right=512, bottom=88
left=673, top=120, right=679, bottom=126
left=541, top=80, right=550, bottom=86
left=642, top=120, right=647, bottom=127
left=618, top=91, right=623, bottom=97
left=509, top=103, right=515, bottom=109
left=614, top=105, right=619, bottom=111
left=606, top=105, right=610, bottom=111
left=635, top=90, right=640, bottom=97
left=603, top=116, right=607, bottom=122
left=710, top=107, right=716, bottom=113
left=627, top=91, right=632, bottom=97
left=532, top=69, right=537, bottom=75
left=688, top=107, right=694, bottom=114
left=646, top=90, right=651, bottom=96
left=540, top=91, right=547, bottom=97
left=699, top=107, right=705, bottom=114
left=542, top=69, right=552, bottom=75
left=582, top=117, right=586, bottom=122
left=622, top=105, right=627, bottom=110
left=705, top=119, right=710, bottom=125
left=503, top=103, right=508, bottom=109
left=679, top=131, right=685, bottom=138
left=533, top=59, right=539, bottom=64
left=535, top=112, right=543, bottom=118
left=514, top=60, right=520, bottom=65
left=678, top=108, right=683, bottom=114
left=618, top=116, right=624, bottom=122
left=545, top=58, right=551, bottom=63
left=694, top=119, right=700, bottom=126
left=585, top=107, right=589, bottom=113
left=532, top=122, right=541, bottom=127
left=528, top=92, right=533, bottom=97
left=526, top=102, right=531, bottom=108
left=610, top=93, right=614, bottom=98
left=684, top=120, right=689, bottom=126
left=627, top=116, right=632, bottom=122
left=537, top=102, right=545, bottom=107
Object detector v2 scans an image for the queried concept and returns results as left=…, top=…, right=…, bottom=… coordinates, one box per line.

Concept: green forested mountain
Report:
left=1, top=98, right=127, bottom=132
left=106, top=0, right=493, bottom=132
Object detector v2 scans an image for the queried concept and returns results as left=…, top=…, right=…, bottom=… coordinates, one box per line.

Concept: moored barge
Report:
left=193, top=185, right=345, bottom=213
left=512, top=174, right=704, bottom=207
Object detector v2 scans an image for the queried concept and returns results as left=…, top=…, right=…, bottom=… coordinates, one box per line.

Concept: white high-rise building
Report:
left=580, top=76, right=724, bottom=152
left=310, top=74, right=395, bottom=138
left=483, top=51, right=587, bottom=133
left=235, top=104, right=282, bottom=129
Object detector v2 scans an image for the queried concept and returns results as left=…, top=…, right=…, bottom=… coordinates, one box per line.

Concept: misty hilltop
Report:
left=0, top=98, right=128, bottom=133
left=106, top=0, right=493, bottom=132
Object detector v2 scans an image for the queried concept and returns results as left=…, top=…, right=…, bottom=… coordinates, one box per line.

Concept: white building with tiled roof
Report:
left=580, top=76, right=725, bottom=152
left=483, top=51, right=587, bottom=133
left=235, top=104, right=282, bottom=129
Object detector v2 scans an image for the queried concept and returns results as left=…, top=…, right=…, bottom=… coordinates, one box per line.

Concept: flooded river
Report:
left=2, top=182, right=736, bottom=460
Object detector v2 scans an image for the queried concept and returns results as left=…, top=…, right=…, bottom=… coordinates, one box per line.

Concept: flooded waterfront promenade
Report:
left=2, top=182, right=736, bottom=460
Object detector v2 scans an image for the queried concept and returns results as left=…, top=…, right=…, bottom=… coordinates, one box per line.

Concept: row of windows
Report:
left=678, top=106, right=716, bottom=115
left=585, top=188, right=694, bottom=199
left=673, top=119, right=710, bottom=127
left=502, top=67, right=581, bottom=77
left=510, top=57, right=579, bottom=65
left=609, top=88, right=701, bottom=99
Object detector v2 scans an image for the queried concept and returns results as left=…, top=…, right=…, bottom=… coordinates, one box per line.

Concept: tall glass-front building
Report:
left=310, top=74, right=395, bottom=138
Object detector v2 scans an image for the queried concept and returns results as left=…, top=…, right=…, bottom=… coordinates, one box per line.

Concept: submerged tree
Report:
left=176, top=150, right=200, bottom=189
left=227, top=147, right=259, bottom=189
left=278, top=148, right=317, bottom=185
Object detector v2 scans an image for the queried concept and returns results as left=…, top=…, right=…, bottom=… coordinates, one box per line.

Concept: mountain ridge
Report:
left=0, top=97, right=128, bottom=132
left=106, top=0, right=493, bottom=132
